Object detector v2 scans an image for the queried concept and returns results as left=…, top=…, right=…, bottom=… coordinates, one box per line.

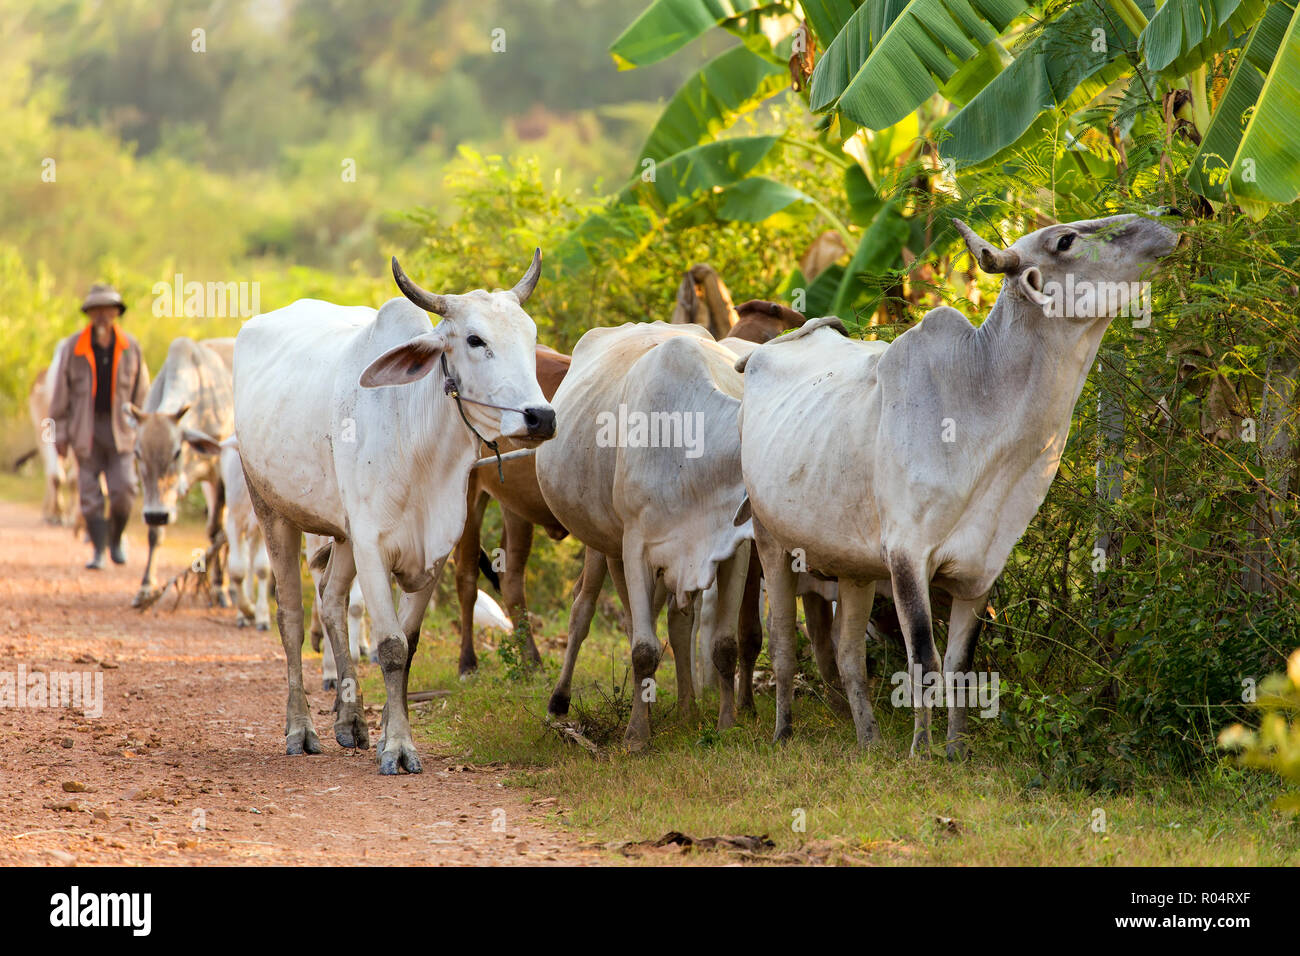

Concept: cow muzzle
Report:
left=500, top=404, right=556, bottom=444
left=143, top=508, right=175, bottom=527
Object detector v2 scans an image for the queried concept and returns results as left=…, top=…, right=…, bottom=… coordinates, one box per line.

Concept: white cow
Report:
left=234, top=251, right=555, bottom=774
left=537, top=322, right=752, bottom=750
left=219, top=437, right=271, bottom=631
left=736, top=214, right=1179, bottom=758
left=29, top=339, right=79, bottom=528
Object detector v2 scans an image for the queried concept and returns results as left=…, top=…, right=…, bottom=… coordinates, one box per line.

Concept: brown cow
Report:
left=453, top=343, right=574, bottom=674
left=728, top=299, right=807, bottom=343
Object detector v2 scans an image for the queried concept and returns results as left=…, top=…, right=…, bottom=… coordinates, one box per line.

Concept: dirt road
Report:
left=0, top=499, right=606, bottom=866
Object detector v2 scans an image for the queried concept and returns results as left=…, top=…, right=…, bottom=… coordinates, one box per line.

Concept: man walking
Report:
left=49, top=284, right=151, bottom=569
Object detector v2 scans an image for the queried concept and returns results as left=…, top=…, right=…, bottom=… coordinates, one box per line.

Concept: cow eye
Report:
left=1055, top=233, right=1075, bottom=252
left=466, top=334, right=486, bottom=349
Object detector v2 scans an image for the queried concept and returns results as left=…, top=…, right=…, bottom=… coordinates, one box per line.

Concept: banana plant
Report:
left=807, top=0, right=1297, bottom=215
left=562, top=0, right=935, bottom=323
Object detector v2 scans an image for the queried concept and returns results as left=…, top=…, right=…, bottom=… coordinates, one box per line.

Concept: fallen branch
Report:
left=133, top=530, right=227, bottom=612
left=543, top=715, right=599, bottom=754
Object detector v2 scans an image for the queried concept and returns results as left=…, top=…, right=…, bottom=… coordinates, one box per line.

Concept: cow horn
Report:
left=510, top=248, right=542, bottom=304
left=953, top=219, right=1020, bottom=274
left=391, top=257, right=449, bottom=316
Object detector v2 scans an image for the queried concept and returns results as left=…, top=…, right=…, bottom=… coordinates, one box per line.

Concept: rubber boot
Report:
left=108, top=510, right=129, bottom=565
left=85, top=517, right=108, bottom=570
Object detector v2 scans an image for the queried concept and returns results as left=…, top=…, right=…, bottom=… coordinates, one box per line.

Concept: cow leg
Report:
left=621, top=537, right=660, bottom=752
left=501, top=509, right=541, bottom=666
left=373, top=572, right=437, bottom=775
left=691, top=592, right=713, bottom=693
left=226, top=521, right=254, bottom=627
left=455, top=489, right=489, bottom=676
left=891, top=558, right=940, bottom=758
left=548, top=547, right=606, bottom=717
left=605, top=555, right=634, bottom=640
left=753, top=517, right=798, bottom=742
left=735, top=552, right=763, bottom=715
left=803, top=592, right=850, bottom=717
left=308, top=563, right=325, bottom=652
left=317, top=540, right=368, bottom=751
left=133, top=525, right=163, bottom=607
left=944, top=595, right=985, bottom=761
left=834, top=580, right=881, bottom=749
left=709, top=543, right=750, bottom=732
left=248, top=498, right=318, bottom=756
left=251, top=532, right=271, bottom=631
left=348, top=580, right=369, bottom=662
left=201, top=480, right=230, bottom=607
left=665, top=594, right=696, bottom=722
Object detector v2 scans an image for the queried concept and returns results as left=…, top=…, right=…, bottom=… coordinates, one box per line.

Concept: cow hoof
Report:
left=367, top=651, right=378, bottom=664
left=623, top=723, right=651, bottom=753
left=236, top=617, right=249, bottom=629
left=856, top=727, right=882, bottom=751
left=546, top=690, right=571, bottom=717
left=215, top=592, right=233, bottom=609
left=458, top=660, right=478, bottom=678
left=772, top=722, right=793, bottom=745
left=378, top=744, right=422, bottom=775
left=256, top=621, right=270, bottom=632
left=286, top=726, right=322, bottom=756
left=322, top=678, right=337, bottom=692
left=335, top=715, right=370, bottom=751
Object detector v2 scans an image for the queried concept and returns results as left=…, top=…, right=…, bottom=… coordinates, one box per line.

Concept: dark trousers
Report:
left=77, top=413, right=136, bottom=522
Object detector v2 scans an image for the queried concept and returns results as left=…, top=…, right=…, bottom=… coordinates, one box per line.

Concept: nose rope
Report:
left=440, top=352, right=516, bottom=484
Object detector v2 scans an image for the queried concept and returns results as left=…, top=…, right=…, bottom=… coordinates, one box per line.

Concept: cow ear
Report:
left=359, top=331, right=448, bottom=388
left=1017, top=266, right=1052, bottom=308
left=182, top=428, right=222, bottom=456
left=733, top=496, right=752, bottom=527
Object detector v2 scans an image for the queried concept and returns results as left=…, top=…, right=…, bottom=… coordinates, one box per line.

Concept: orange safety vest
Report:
left=71, top=321, right=128, bottom=405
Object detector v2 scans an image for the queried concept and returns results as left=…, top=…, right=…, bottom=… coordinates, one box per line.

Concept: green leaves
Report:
left=829, top=201, right=908, bottom=317
left=808, top=0, right=1030, bottom=129
left=800, top=0, right=864, bottom=46
left=631, top=135, right=782, bottom=210
left=1188, top=1, right=1300, bottom=214
left=639, top=44, right=787, bottom=161
left=1139, top=0, right=1268, bottom=75
left=717, top=176, right=814, bottom=221
left=609, top=0, right=768, bottom=68
left=942, top=4, right=1147, bottom=166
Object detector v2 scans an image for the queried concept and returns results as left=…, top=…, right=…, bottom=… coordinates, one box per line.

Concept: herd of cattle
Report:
left=28, top=213, right=1179, bottom=772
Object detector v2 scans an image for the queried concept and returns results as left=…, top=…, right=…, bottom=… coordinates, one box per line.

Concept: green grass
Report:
left=352, top=593, right=1300, bottom=866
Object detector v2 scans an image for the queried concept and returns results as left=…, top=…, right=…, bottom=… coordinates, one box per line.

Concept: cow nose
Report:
left=522, top=405, right=556, bottom=439
left=143, top=510, right=172, bottom=527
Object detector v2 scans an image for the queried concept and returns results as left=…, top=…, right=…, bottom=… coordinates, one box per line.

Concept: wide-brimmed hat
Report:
left=80, top=283, right=126, bottom=315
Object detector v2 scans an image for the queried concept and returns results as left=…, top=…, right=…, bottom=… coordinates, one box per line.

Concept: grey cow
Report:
left=735, top=213, right=1180, bottom=759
